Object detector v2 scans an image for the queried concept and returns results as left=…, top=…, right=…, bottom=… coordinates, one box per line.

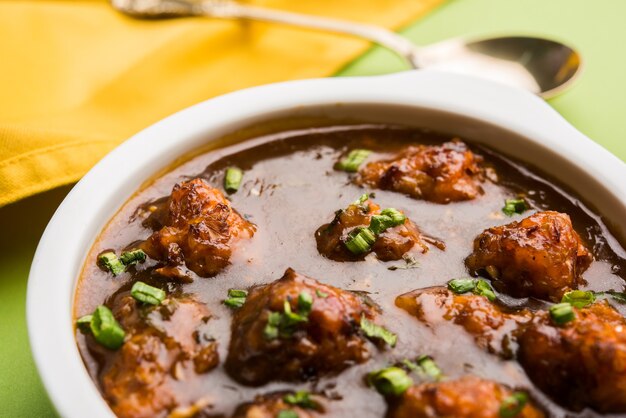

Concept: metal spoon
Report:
left=111, top=0, right=582, bottom=98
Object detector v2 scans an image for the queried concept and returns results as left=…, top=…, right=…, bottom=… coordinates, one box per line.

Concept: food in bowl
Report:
left=73, top=124, right=626, bottom=418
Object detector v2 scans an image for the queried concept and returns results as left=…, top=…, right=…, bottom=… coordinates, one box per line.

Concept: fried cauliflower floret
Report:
left=225, top=268, right=380, bottom=385
left=355, top=141, right=485, bottom=203
left=396, top=287, right=530, bottom=356
left=99, top=295, right=218, bottom=418
left=141, top=178, right=255, bottom=278
left=231, top=391, right=324, bottom=418
left=386, top=376, right=544, bottom=418
left=517, top=301, right=626, bottom=413
left=315, top=196, right=431, bottom=262
left=465, top=211, right=592, bottom=302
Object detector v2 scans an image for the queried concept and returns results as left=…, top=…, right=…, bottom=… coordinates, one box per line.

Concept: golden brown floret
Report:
left=386, top=376, right=544, bottom=418
left=98, top=295, right=218, bottom=418
left=355, top=140, right=485, bottom=203
left=517, top=301, right=626, bottom=413
left=315, top=197, right=433, bottom=262
left=396, top=287, right=530, bottom=356
left=225, top=268, right=380, bottom=385
left=231, top=391, right=324, bottom=418
left=465, top=211, right=592, bottom=302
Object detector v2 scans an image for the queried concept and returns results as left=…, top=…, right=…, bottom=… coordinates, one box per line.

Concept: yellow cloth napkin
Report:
left=0, top=0, right=442, bottom=207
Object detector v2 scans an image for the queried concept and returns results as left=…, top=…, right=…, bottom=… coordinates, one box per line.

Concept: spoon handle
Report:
left=197, top=1, right=421, bottom=68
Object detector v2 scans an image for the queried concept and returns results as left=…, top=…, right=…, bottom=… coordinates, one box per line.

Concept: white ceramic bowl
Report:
left=27, top=70, right=626, bottom=418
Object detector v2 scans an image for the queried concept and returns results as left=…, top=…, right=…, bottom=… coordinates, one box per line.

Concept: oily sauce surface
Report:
left=74, top=125, right=626, bottom=417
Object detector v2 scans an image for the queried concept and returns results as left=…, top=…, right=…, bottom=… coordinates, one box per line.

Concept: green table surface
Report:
left=2, top=0, right=625, bottom=416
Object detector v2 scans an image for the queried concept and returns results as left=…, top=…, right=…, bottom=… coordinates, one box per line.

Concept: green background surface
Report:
left=2, top=0, right=625, bottom=416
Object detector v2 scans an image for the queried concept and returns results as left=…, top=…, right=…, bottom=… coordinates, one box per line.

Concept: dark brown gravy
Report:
left=74, top=125, right=626, bottom=418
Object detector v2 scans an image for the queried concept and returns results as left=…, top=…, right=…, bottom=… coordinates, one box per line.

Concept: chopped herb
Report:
left=263, top=294, right=313, bottom=340
left=224, top=289, right=248, bottom=309
left=474, top=279, right=496, bottom=301
left=367, top=367, right=413, bottom=396
left=561, top=290, right=595, bottom=308
left=76, top=315, right=93, bottom=333
left=354, top=193, right=370, bottom=205
left=596, top=290, right=626, bottom=304
left=360, top=316, right=397, bottom=347
left=277, top=410, right=298, bottom=418
left=499, top=391, right=528, bottom=417
left=337, top=149, right=372, bottom=172
left=90, top=305, right=125, bottom=350
left=344, top=227, right=376, bottom=255
left=283, top=390, right=316, bottom=409
left=131, top=281, right=166, bottom=305
left=448, top=278, right=477, bottom=294
left=98, top=252, right=125, bottom=275
left=416, top=355, right=443, bottom=380
left=502, top=198, right=528, bottom=216
left=388, top=254, right=419, bottom=271
left=549, top=302, right=575, bottom=325
left=316, top=290, right=328, bottom=298
left=401, top=359, right=419, bottom=372
left=119, top=249, right=146, bottom=266
left=224, top=167, right=243, bottom=193
left=370, top=209, right=406, bottom=235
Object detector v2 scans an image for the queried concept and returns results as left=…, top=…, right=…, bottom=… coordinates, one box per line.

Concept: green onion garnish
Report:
left=263, top=312, right=281, bottom=340
left=224, top=289, right=248, bottom=309
left=499, top=391, right=528, bottom=418
left=277, top=410, right=298, bottom=418
left=502, top=198, right=528, bottom=216
left=416, top=355, right=443, bottom=380
left=360, top=316, right=397, bottom=347
left=561, top=290, right=595, bottom=308
left=119, top=249, right=146, bottom=266
left=354, top=193, right=370, bottom=205
left=448, top=278, right=478, bottom=294
left=474, top=279, right=496, bottom=301
left=345, top=227, right=377, bottom=254
left=224, top=167, right=243, bottom=193
left=263, top=293, right=313, bottom=340
left=76, top=315, right=93, bottom=333
left=337, top=149, right=372, bottom=172
left=90, top=305, right=125, bottom=350
left=130, top=281, right=166, bottom=305
left=599, top=290, right=626, bottom=304
left=367, top=367, right=413, bottom=396
left=549, top=302, right=576, bottom=325
left=98, top=252, right=125, bottom=276
left=370, top=208, right=406, bottom=235
left=283, top=300, right=309, bottom=326
left=283, top=390, right=316, bottom=409
left=298, top=291, right=313, bottom=312
left=316, top=290, right=328, bottom=298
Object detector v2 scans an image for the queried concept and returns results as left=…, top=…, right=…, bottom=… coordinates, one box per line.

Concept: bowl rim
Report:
left=27, top=69, right=626, bottom=418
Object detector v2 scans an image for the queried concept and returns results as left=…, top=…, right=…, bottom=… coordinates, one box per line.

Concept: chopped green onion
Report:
left=561, top=290, right=595, bottom=308
left=367, top=367, right=413, bottom=396
left=370, top=209, right=406, bottom=235
left=499, top=391, right=528, bottom=418
left=283, top=300, right=309, bottom=326
left=263, top=312, right=281, bottom=340
left=354, top=193, right=370, bottom=205
left=224, top=167, right=243, bottom=193
left=119, top=249, right=146, bottom=266
left=502, top=198, right=528, bottom=216
left=549, top=302, right=576, bottom=325
left=345, top=227, right=376, bottom=254
left=298, top=291, right=313, bottom=313
left=90, top=305, right=125, bottom=350
left=283, top=390, right=316, bottom=409
left=337, top=149, right=372, bottom=172
left=76, top=315, right=93, bottom=333
left=316, top=290, right=328, bottom=298
left=360, top=316, right=397, bottom=347
left=416, top=355, right=443, bottom=380
left=448, top=278, right=477, bottom=294
left=402, top=359, right=419, bottom=371
left=601, top=290, right=626, bottom=304
left=98, top=252, right=125, bottom=276
left=224, top=289, right=248, bottom=309
left=277, top=410, right=298, bottom=418
left=474, top=279, right=496, bottom=301
left=131, top=281, right=166, bottom=305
